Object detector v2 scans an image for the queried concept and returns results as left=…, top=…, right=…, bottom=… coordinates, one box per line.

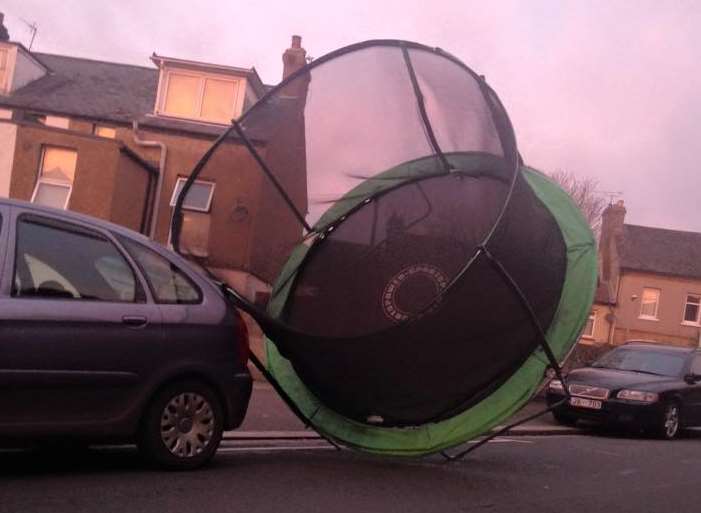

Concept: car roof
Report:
left=621, top=341, right=696, bottom=354
left=0, top=197, right=155, bottom=245
left=1, top=197, right=220, bottom=297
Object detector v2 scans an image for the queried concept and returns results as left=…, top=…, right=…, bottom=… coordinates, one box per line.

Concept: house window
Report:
left=94, top=125, right=116, bottom=138
left=683, top=295, right=701, bottom=325
left=169, top=178, right=215, bottom=212
left=31, top=147, right=78, bottom=210
left=582, top=311, right=596, bottom=338
left=43, top=116, right=70, bottom=129
left=639, top=288, right=660, bottom=320
left=161, top=71, right=238, bottom=124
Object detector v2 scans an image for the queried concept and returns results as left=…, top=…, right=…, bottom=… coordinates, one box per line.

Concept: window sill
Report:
left=150, top=112, right=233, bottom=127
left=681, top=321, right=701, bottom=328
left=638, top=315, right=659, bottom=322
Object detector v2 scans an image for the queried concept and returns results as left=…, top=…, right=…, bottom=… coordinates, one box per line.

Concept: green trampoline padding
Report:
left=263, top=163, right=597, bottom=456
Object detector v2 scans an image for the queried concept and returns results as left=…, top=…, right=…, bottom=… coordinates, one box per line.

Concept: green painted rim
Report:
left=264, top=159, right=597, bottom=456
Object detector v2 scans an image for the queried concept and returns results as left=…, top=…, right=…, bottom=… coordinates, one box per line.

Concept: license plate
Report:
left=569, top=397, right=602, bottom=410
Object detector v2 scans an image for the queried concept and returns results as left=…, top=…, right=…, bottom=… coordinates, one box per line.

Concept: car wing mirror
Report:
left=684, top=373, right=701, bottom=384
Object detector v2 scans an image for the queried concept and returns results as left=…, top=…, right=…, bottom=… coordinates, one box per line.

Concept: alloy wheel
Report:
left=663, top=404, right=679, bottom=439
left=160, top=392, right=215, bottom=458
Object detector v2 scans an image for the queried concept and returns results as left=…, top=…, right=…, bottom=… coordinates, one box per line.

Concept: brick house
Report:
left=0, top=14, right=309, bottom=301
left=582, top=200, right=701, bottom=349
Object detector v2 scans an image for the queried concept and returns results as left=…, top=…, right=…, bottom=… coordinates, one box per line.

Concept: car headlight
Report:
left=548, top=379, right=565, bottom=392
left=616, top=390, right=659, bottom=403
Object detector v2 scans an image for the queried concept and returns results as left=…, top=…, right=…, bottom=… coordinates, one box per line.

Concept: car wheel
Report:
left=138, top=380, right=224, bottom=470
left=552, top=410, right=577, bottom=427
left=657, top=402, right=681, bottom=440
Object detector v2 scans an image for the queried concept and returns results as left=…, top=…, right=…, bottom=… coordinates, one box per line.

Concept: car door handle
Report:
left=122, top=315, right=148, bottom=328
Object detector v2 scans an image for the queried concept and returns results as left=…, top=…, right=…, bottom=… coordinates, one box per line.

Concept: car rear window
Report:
left=118, top=236, right=202, bottom=304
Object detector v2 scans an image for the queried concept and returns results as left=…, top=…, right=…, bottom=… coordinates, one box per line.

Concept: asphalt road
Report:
left=2, top=432, right=701, bottom=513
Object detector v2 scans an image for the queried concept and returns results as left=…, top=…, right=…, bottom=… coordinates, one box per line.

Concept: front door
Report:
left=0, top=210, right=161, bottom=432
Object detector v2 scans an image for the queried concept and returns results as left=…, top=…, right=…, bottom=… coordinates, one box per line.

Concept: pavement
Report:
left=228, top=382, right=580, bottom=441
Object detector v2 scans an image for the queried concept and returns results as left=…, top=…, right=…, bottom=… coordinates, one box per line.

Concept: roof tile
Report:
left=620, top=224, right=701, bottom=280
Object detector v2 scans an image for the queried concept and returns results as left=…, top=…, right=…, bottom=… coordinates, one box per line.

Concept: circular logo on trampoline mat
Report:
left=382, top=264, right=449, bottom=323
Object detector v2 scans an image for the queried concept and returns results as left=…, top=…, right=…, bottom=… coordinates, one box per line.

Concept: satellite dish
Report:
left=172, top=40, right=597, bottom=456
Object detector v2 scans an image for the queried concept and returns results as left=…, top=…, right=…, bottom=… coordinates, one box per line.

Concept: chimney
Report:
left=599, top=200, right=626, bottom=295
left=600, top=200, right=626, bottom=248
left=0, top=13, right=9, bottom=42
left=282, top=35, right=306, bottom=80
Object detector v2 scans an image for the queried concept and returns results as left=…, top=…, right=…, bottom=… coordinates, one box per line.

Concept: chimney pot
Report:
left=291, top=35, right=302, bottom=49
left=0, top=13, right=9, bottom=42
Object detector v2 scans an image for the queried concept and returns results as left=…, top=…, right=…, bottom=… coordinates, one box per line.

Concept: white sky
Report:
left=3, top=0, right=701, bottom=232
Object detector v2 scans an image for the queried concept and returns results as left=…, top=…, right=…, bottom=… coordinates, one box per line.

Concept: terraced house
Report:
left=0, top=13, right=309, bottom=301
left=584, top=200, right=701, bottom=349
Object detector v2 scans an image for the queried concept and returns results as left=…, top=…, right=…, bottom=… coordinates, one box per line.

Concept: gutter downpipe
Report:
left=132, top=120, right=167, bottom=240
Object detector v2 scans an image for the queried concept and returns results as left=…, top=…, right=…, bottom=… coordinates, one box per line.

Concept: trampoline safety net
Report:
left=172, top=40, right=597, bottom=455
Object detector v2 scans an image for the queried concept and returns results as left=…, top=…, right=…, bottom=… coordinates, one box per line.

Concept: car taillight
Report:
left=232, top=309, right=250, bottom=363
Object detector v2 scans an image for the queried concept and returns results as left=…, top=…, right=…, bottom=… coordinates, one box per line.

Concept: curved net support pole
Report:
left=400, top=44, right=452, bottom=173
left=478, top=245, right=570, bottom=387
left=230, top=121, right=312, bottom=233
left=438, top=245, right=575, bottom=462
left=171, top=124, right=236, bottom=253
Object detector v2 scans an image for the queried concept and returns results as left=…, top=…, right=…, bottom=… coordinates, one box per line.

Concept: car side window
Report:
left=691, top=355, right=701, bottom=375
left=118, top=236, right=201, bottom=304
left=12, top=217, right=143, bottom=302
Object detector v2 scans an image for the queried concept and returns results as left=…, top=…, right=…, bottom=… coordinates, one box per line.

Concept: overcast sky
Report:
left=3, top=0, right=700, bottom=232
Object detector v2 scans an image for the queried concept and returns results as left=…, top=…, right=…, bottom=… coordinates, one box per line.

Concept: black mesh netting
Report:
left=172, top=41, right=567, bottom=428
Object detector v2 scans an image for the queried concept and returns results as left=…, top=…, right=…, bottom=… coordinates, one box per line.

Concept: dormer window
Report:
left=151, top=54, right=266, bottom=125
left=159, top=70, right=240, bottom=124
left=0, top=42, right=48, bottom=95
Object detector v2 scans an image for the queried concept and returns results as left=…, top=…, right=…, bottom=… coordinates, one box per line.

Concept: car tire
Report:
left=138, top=380, right=224, bottom=470
left=656, top=402, right=681, bottom=440
left=552, top=410, right=577, bottom=427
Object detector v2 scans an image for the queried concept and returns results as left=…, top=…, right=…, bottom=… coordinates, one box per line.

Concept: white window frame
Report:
left=169, top=177, right=215, bottom=213
left=30, top=146, right=77, bottom=210
left=682, top=294, right=701, bottom=326
left=30, top=179, right=73, bottom=210
left=639, top=287, right=661, bottom=320
left=158, top=68, right=240, bottom=124
left=582, top=310, right=596, bottom=339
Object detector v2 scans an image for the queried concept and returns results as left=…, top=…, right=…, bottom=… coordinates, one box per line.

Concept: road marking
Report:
left=225, top=430, right=320, bottom=439
left=217, top=437, right=533, bottom=455
left=475, top=438, right=533, bottom=444
left=218, top=445, right=337, bottom=453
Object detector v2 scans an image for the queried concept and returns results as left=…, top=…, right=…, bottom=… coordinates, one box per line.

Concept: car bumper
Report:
left=222, top=371, right=253, bottom=430
left=546, top=390, right=666, bottom=428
